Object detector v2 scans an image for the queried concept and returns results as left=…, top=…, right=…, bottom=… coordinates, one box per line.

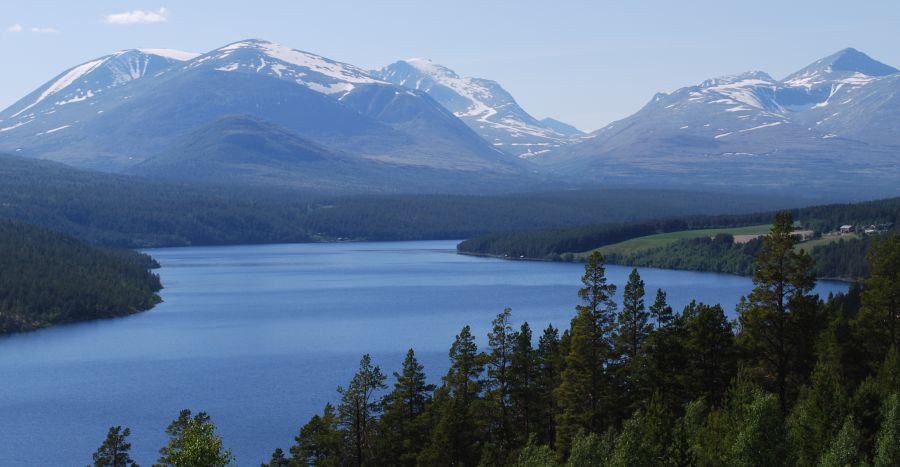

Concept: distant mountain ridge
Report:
left=1, top=43, right=898, bottom=198
left=0, top=39, right=535, bottom=193
left=543, top=47, right=900, bottom=198
left=374, top=58, right=584, bottom=157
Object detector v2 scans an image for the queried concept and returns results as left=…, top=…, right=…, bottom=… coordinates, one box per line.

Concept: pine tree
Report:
left=419, top=325, right=485, bottom=466
left=535, top=324, right=562, bottom=446
left=376, top=349, right=435, bottom=466
left=739, top=211, right=816, bottom=413
left=291, top=403, right=342, bottom=466
left=857, top=233, right=900, bottom=367
left=683, top=302, right=737, bottom=405
left=92, top=426, right=138, bottom=467
left=484, top=308, right=517, bottom=461
left=337, top=354, right=387, bottom=467
left=618, top=268, right=650, bottom=363
left=874, top=393, right=900, bottom=467
left=261, top=448, right=291, bottom=467
left=649, top=288, right=674, bottom=329
left=155, top=409, right=233, bottom=467
left=509, top=321, right=539, bottom=446
left=555, top=251, right=617, bottom=453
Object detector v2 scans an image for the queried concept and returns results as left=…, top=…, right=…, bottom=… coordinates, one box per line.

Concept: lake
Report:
left=0, top=240, right=848, bottom=465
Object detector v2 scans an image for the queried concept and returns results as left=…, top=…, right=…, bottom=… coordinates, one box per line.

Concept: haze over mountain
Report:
left=0, top=42, right=898, bottom=198
left=543, top=48, right=900, bottom=198
left=374, top=59, right=584, bottom=157
left=0, top=39, right=532, bottom=192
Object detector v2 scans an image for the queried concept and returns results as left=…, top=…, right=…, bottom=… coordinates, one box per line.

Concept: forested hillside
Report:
left=458, top=197, right=900, bottom=259
left=458, top=197, right=900, bottom=279
left=0, top=153, right=792, bottom=248
left=603, top=233, right=874, bottom=280
left=0, top=220, right=162, bottom=334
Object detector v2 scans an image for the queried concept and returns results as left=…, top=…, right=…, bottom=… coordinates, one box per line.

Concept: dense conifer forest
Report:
left=91, top=215, right=900, bottom=466
left=0, top=153, right=791, bottom=248
left=458, top=197, right=900, bottom=280
left=0, top=219, right=162, bottom=334
left=604, top=233, right=872, bottom=280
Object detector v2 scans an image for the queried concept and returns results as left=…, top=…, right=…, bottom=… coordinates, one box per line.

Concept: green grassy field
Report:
left=795, top=233, right=862, bottom=252
left=575, top=224, right=773, bottom=258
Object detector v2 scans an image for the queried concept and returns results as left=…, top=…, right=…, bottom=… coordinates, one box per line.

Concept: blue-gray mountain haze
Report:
left=0, top=42, right=896, bottom=197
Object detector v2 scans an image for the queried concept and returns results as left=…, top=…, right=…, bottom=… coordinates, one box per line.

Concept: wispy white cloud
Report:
left=7, top=24, right=59, bottom=34
left=29, top=27, right=59, bottom=34
left=103, top=7, right=168, bottom=25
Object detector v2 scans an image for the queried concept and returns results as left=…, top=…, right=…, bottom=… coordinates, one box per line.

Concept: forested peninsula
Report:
left=0, top=220, right=162, bottom=334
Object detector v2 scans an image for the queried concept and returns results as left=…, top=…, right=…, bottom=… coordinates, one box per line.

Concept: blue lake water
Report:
left=0, top=240, right=848, bottom=465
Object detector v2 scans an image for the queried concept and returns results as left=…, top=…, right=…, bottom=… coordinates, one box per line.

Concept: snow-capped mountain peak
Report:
left=700, top=71, right=776, bottom=88
left=3, top=49, right=194, bottom=121
left=192, top=39, right=383, bottom=96
left=375, top=58, right=582, bottom=157
left=783, top=47, right=898, bottom=89
left=403, top=58, right=461, bottom=80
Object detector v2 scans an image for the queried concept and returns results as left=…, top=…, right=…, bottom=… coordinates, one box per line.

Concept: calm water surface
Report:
left=0, top=240, right=848, bottom=465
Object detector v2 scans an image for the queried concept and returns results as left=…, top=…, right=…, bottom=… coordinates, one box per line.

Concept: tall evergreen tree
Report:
left=337, top=354, right=387, bottom=467
left=858, top=233, right=900, bottom=368
left=615, top=268, right=652, bottom=412
left=649, top=288, right=674, bottom=329
left=555, top=251, right=617, bottom=453
left=419, top=325, right=485, bottom=466
left=261, top=448, right=291, bottom=467
left=618, top=268, right=650, bottom=362
left=291, top=404, right=343, bottom=467
left=534, top=324, right=562, bottom=446
left=683, top=302, right=737, bottom=405
left=483, top=308, right=518, bottom=463
left=92, top=426, right=138, bottom=467
left=509, top=321, right=540, bottom=446
left=376, top=349, right=434, bottom=466
left=739, top=211, right=816, bottom=413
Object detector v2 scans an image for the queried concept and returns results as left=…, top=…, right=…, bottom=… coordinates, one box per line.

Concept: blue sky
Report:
left=2, top=1, right=898, bottom=131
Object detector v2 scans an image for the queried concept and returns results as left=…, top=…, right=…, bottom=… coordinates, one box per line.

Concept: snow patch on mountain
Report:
left=376, top=58, right=582, bottom=157
left=204, top=40, right=382, bottom=96
left=137, top=48, right=200, bottom=61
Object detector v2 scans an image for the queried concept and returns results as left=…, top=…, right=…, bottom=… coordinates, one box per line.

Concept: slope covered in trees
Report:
left=0, top=220, right=162, bottom=334
left=458, top=196, right=900, bottom=259
left=458, top=196, right=900, bottom=279
left=0, top=153, right=793, bottom=248
left=91, top=218, right=900, bottom=466
left=604, top=233, right=873, bottom=280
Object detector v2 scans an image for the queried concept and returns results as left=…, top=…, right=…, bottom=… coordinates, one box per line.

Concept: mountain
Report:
left=540, top=118, right=584, bottom=137
left=542, top=48, right=900, bottom=198
left=0, top=39, right=530, bottom=192
left=132, top=115, right=517, bottom=192
left=374, top=59, right=581, bottom=157
left=0, top=48, right=198, bottom=123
